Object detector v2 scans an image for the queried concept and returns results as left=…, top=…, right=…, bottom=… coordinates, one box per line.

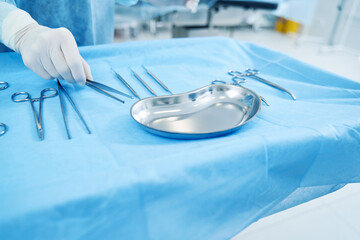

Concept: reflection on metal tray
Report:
left=131, top=83, right=261, bottom=139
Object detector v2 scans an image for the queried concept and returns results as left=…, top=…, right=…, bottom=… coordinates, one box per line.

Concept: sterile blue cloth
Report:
left=0, top=37, right=360, bottom=240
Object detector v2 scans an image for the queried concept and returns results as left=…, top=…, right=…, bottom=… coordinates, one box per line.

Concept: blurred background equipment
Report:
left=114, top=0, right=360, bottom=82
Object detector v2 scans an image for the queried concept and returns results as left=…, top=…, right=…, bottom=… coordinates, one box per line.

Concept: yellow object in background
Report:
left=275, top=17, right=301, bottom=34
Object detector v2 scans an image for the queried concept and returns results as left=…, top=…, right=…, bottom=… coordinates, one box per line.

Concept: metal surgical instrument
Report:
left=130, top=69, right=157, bottom=96
left=57, top=80, right=91, bottom=139
left=142, top=66, right=173, bottom=94
left=0, top=123, right=6, bottom=136
left=228, top=69, right=296, bottom=100
left=0, top=81, right=9, bottom=90
left=0, top=81, right=9, bottom=136
left=113, top=70, right=140, bottom=99
left=86, top=80, right=130, bottom=103
left=230, top=76, right=270, bottom=105
left=12, top=88, right=58, bottom=140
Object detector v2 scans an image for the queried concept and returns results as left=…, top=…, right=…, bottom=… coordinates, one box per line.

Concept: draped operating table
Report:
left=0, top=37, right=359, bottom=240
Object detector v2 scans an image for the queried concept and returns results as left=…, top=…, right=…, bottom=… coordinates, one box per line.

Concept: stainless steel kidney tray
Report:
left=130, top=84, right=261, bottom=139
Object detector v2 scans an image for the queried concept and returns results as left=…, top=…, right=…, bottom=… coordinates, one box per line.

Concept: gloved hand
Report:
left=16, top=25, right=92, bottom=86
left=2, top=10, right=92, bottom=86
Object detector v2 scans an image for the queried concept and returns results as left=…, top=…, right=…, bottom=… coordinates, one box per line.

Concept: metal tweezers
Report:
left=86, top=79, right=133, bottom=103
left=57, top=80, right=91, bottom=139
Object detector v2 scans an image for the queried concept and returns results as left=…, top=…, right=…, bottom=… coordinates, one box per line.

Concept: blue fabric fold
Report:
left=0, top=37, right=359, bottom=240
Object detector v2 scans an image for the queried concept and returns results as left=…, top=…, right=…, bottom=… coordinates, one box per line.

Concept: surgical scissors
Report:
left=57, top=80, right=91, bottom=139
left=228, top=68, right=296, bottom=100
left=12, top=88, right=58, bottom=140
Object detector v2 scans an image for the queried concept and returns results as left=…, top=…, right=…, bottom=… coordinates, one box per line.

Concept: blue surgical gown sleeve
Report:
left=0, top=1, right=17, bottom=51
left=0, top=0, right=139, bottom=53
left=116, top=0, right=139, bottom=6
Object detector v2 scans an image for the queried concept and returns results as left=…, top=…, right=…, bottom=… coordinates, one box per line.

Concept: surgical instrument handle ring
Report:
left=232, top=75, right=246, bottom=85
left=12, top=88, right=58, bottom=102
left=0, top=123, right=7, bottom=136
left=245, top=69, right=260, bottom=75
left=12, top=92, right=31, bottom=102
left=40, top=88, right=58, bottom=99
left=0, top=81, right=9, bottom=90
left=228, top=70, right=246, bottom=76
left=211, top=80, right=227, bottom=84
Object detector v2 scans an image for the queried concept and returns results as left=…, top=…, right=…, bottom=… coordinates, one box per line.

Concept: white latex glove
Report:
left=16, top=25, right=92, bottom=86
left=2, top=10, right=92, bottom=86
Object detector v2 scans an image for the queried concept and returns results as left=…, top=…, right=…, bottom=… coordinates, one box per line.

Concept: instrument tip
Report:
left=39, top=131, right=44, bottom=140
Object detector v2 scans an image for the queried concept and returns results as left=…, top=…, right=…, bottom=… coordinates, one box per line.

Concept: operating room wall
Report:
left=304, top=0, right=360, bottom=51
left=339, top=0, right=360, bottom=51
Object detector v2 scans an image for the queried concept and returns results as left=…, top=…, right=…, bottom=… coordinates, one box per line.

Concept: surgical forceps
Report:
left=0, top=82, right=9, bottom=136
left=12, top=88, right=58, bottom=140
left=57, top=80, right=91, bottom=139
left=228, top=68, right=296, bottom=100
left=86, top=79, right=133, bottom=103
